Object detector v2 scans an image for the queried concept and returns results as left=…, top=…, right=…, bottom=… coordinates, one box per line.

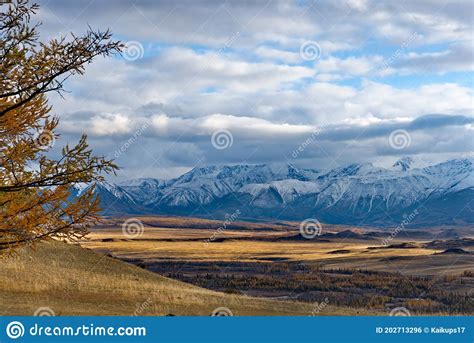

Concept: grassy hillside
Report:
left=0, top=240, right=378, bottom=316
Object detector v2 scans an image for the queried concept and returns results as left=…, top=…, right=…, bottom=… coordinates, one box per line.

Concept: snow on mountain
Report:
left=70, top=182, right=90, bottom=197
left=240, top=179, right=321, bottom=204
left=71, top=158, right=474, bottom=225
left=392, top=157, right=415, bottom=171
left=119, top=178, right=167, bottom=188
left=421, top=158, right=473, bottom=193
left=71, top=181, right=139, bottom=215
left=149, top=163, right=320, bottom=208
left=97, top=181, right=135, bottom=201
left=119, top=178, right=168, bottom=203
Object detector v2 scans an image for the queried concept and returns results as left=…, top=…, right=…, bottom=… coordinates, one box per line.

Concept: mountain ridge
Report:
left=73, top=158, right=474, bottom=226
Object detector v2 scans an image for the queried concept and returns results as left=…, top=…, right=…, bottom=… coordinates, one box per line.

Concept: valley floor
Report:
left=81, top=216, right=474, bottom=315
left=2, top=215, right=472, bottom=316
left=0, top=240, right=377, bottom=316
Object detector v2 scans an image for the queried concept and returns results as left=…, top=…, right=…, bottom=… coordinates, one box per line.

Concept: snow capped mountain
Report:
left=240, top=179, right=321, bottom=205
left=72, top=181, right=133, bottom=201
left=118, top=178, right=168, bottom=204
left=71, top=181, right=140, bottom=215
left=118, top=178, right=167, bottom=188
left=72, top=158, right=474, bottom=225
left=142, top=163, right=321, bottom=208
left=70, top=182, right=90, bottom=197
left=421, top=158, right=473, bottom=193
left=392, top=157, right=415, bottom=171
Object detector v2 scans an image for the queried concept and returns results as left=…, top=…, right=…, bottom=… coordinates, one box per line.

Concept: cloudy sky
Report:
left=36, top=0, right=473, bottom=180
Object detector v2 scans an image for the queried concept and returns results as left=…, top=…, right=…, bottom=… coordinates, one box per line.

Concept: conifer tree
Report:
left=0, top=0, right=122, bottom=252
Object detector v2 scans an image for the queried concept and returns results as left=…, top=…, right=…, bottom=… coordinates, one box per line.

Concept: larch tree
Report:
left=0, top=0, right=122, bottom=253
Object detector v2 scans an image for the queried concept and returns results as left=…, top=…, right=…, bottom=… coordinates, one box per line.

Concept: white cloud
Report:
left=255, top=46, right=302, bottom=64
left=316, top=55, right=384, bottom=78
left=150, top=113, right=315, bottom=138
left=56, top=50, right=473, bottom=134
left=397, top=42, right=474, bottom=74
left=38, top=1, right=473, bottom=53
left=91, top=114, right=131, bottom=135
left=33, top=0, right=473, bottom=178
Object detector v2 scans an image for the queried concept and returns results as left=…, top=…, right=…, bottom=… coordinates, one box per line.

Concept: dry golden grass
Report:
left=321, top=254, right=474, bottom=276
left=83, top=223, right=474, bottom=276
left=102, top=216, right=292, bottom=231
left=0, top=240, right=380, bottom=316
left=84, top=230, right=439, bottom=263
left=101, top=215, right=365, bottom=233
left=2, top=215, right=470, bottom=316
left=89, top=227, right=289, bottom=241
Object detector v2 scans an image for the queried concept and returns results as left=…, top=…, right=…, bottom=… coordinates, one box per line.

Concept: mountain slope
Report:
left=2, top=240, right=339, bottom=315
left=74, top=158, right=474, bottom=226
left=72, top=182, right=143, bottom=215
left=144, top=164, right=320, bottom=209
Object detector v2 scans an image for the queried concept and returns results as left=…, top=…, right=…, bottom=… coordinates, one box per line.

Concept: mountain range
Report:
left=73, top=157, right=474, bottom=227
